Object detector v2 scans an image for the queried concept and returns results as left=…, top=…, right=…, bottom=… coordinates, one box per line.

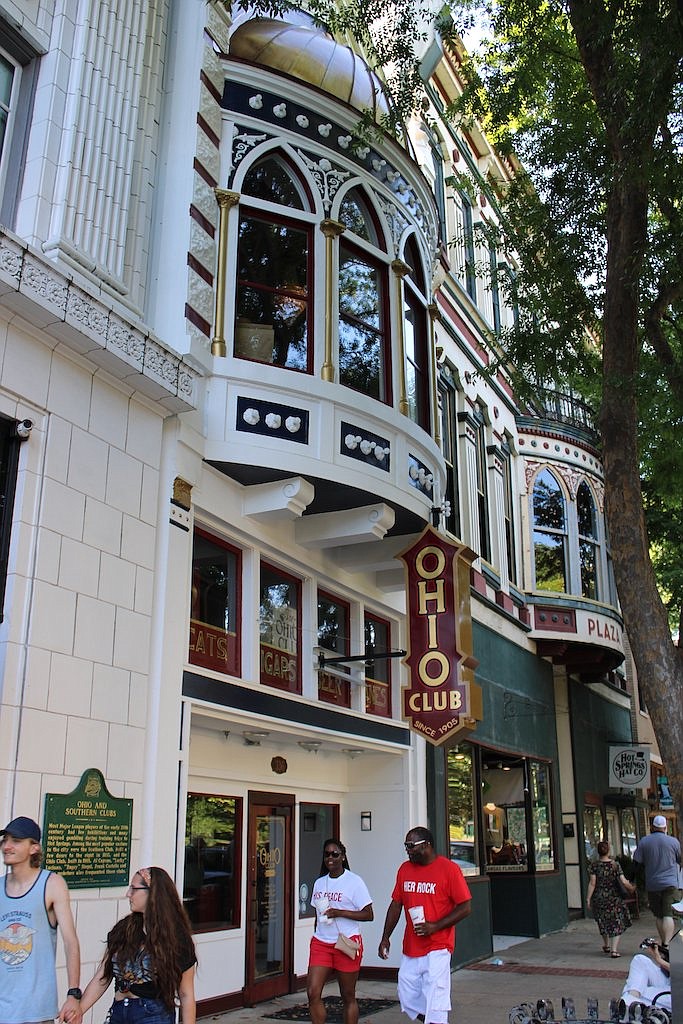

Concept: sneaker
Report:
left=672, top=898, right=683, bottom=913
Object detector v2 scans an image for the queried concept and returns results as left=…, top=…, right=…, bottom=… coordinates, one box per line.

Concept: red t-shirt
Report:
left=392, top=855, right=471, bottom=956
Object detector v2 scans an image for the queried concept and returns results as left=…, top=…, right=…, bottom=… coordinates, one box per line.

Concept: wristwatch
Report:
left=67, top=989, right=82, bottom=1000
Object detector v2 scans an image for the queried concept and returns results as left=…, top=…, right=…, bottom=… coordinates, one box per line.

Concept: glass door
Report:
left=245, top=793, right=293, bottom=1003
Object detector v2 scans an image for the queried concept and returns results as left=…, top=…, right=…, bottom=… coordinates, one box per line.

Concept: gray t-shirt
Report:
left=634, top=831, right=681, bottom=891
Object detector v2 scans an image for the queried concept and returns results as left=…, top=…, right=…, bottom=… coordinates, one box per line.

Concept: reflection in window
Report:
left=533, top=469, right=567, bottom=592
left=235, top=215, right=310, bottom=369
left=474, top=405, right=490, bottom=562
left=259, top=562, right=301, bottom=693
left=502, top=442, right=516, bottom=584
left=317, top=591, right=350, bottom=708
left=530, top=761, right=554, bottom=871
left=583, top=805, right=603, bottom=862
left=621, top=808, right=638, bottom=858
left=447, top=745, right=477, bottom=874
left=299, top=803, right=338, bottom=917
left=577, top=481, right=598, bottom=599
left=189, top=529, right=241, bottom=676
left=235, top=155, right=311, bottom=371
left=402, top=235, right=430, bottom=431
left=339, top=242, right=388, bottom=402
left=364, top=613, right=391, bottom=717
left=184, top=793, right=241, bottom=931
left=339, top=189, right=378, bottom=244
left=439, top=374, right=461, bottom=539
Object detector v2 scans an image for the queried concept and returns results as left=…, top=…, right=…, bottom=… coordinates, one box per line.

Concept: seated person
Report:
left=620, top=938, right=670, bottom=1015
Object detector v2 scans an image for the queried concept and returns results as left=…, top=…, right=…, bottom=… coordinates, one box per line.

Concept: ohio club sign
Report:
left=398, top=526, right=481, bottom=745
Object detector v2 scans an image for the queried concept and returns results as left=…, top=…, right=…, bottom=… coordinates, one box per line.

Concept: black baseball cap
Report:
left=0, top=817, right=41, bottom=842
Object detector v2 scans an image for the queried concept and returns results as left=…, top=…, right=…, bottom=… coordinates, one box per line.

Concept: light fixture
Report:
left=484, top=802, right=497, bottom=813
left=298, top=740, right=321, bottom=753
left=360, top=811, right=372, bottom=831
left=243, top=730, right=270, bottom=746
left=502, top=765, right=511, bottom=771
left=14, top=419, right=32, bottom=441
left=342, top=748, right=363, bottom=759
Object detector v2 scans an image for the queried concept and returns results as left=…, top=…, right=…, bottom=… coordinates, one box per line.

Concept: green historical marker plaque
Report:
left=43, top=769, right=133, bottom=889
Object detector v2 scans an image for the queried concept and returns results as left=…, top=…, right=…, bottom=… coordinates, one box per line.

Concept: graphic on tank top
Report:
left=0, top=921, right=37, bottom=966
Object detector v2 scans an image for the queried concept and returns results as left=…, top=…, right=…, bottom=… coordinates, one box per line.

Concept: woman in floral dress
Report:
left=587, top=840, right=635, bottom=957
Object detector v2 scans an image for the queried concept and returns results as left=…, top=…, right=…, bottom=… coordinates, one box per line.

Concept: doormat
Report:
left=265, top=997, right=399, bottom=1021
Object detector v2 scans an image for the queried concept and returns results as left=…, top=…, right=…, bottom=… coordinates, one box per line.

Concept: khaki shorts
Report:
left=647, top=886, right=679, bottom=918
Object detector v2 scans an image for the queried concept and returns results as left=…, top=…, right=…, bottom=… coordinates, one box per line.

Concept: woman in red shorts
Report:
left=307, top=838, right=373, bottom=1024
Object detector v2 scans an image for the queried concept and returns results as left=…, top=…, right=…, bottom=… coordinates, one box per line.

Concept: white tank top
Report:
left=0, top=869, right=59, bottom=1023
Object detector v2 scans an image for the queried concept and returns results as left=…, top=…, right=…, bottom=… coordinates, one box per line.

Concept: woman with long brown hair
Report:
left=78, top=867, right=196, bottom=1024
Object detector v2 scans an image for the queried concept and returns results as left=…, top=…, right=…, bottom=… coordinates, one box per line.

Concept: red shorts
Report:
left=308, top=935, right=364, bottom=972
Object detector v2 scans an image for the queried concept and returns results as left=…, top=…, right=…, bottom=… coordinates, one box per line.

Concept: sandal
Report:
left=602, top=946, right=610, bottom=953
left=610, top=951, right=621, bottom=958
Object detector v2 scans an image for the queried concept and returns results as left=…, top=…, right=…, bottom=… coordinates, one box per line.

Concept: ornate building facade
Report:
left=0, top=0, right=665, bottom=1013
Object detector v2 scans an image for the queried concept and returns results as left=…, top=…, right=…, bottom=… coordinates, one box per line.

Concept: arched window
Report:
left=532, top=469, right=567, bottom=592
left=577, top=481, right=599, bottom=599
left=234, top=153, right=313, bottom=371
left=402, top=235, right=430, bottom=431
left=338, top=188, right=390, bottom=403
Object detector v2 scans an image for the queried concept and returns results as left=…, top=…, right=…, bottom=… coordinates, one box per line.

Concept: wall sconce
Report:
left=298, top=740, right=321, bottom=753
left=342, top=748, right=363, bottom=759
left=360, top=811, right=372, bottom=831
left=484, top=802, right=497, bottom=813
left=243, top=730, right=270, bottom=746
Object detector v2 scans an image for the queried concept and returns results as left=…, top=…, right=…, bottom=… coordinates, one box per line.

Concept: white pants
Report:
left=398, top=949, right=452, bottom=1024
left=621, top=954, right=671, bottom=1010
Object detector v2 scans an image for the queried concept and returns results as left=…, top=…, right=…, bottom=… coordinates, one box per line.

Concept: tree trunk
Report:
left=599, top=177, right=683, bottom=835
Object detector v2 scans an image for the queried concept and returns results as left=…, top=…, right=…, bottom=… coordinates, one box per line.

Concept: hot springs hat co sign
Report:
left=399, top=526, right=482, bottom=745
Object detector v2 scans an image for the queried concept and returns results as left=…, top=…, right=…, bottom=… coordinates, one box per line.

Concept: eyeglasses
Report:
left=404, top=840, right=427, bottom=850
left=324, top=851, right=342, bottom=858
left=128, top=885, right=149, bottom=891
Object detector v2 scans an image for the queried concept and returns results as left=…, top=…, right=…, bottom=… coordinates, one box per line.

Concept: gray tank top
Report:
left=0, top=869, right=58, bottom=1023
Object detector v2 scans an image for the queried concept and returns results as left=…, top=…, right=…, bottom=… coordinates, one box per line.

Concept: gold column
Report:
left=211, top=189, right=240, bottom=357
left=392, top=258, right=410, bottom=415
left=319, top=219, right=345, bottom=382
left=429, top=302, right=441, bottom=448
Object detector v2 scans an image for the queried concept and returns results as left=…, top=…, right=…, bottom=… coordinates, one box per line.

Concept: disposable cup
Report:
left=408, top=905, right=425, bottom=926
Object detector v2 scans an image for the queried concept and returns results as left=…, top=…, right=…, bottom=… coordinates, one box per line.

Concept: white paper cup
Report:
left=408, top=905, right=425, bottom=925
left=317, top=898, right=330, bottom=922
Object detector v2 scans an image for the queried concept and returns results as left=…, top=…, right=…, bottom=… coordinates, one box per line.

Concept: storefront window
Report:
left=482, top=754, right=527, bottom=871
left=184, top=793, right=242, bottom=931
left=621, top=808, right=638, bottom=857
left=189, top=529, right=241, bottom=676
left=364, top=613, right=392, bottom=717
left=583, top=804, right=604, bottom=861
left=530, top=761, right=554, bottom=871
left=259, top=561, right=301, bottom=693
left=298, top=803, right=338, bottom=918
left=317, top=591, right=351, bottom=707
left=447, top=744, right=477, bottom=875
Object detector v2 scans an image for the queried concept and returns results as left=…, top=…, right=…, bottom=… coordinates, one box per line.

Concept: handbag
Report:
left=334, top=932, right=361, bottom=960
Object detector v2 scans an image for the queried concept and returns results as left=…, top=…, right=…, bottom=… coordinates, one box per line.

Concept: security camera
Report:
left=15, top=419, right=33, bottom=441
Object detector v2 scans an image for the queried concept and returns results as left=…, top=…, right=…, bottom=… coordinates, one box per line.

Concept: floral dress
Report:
left=589, top=860, right=631, bottom=936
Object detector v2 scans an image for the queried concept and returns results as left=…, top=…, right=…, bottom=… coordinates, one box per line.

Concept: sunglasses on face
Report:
left=324, top=850, right=342, bottom=858
left=404, top=840, right=427, bottom=850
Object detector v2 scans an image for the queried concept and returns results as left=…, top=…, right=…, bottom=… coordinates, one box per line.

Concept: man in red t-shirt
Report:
left=378, top=827, right=471, bottom=1024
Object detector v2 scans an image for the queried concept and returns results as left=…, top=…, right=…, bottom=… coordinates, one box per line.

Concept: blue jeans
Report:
left=108, top=997, right=174, bottom=1024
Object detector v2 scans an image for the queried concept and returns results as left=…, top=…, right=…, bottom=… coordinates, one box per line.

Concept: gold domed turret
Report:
left=230, top=18, right=391, bottom=120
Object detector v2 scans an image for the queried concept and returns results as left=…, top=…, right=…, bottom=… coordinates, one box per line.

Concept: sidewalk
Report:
left=213, top=909, right=669, bottom=1024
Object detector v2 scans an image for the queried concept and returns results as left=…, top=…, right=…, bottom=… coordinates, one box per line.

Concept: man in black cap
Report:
left=0, top=816, right=82, bottom=1024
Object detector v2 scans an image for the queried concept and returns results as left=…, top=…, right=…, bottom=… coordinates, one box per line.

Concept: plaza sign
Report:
left=398, top=526, right=481, bottom=745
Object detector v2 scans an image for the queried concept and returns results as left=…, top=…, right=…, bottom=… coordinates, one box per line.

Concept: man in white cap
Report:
left=0, top=816, right=82, bottom=1024
left=634, top=815, right=681, bottom=948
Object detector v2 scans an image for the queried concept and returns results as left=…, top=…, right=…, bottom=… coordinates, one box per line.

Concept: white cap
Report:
left=652, top=814, right=667, bottom=829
